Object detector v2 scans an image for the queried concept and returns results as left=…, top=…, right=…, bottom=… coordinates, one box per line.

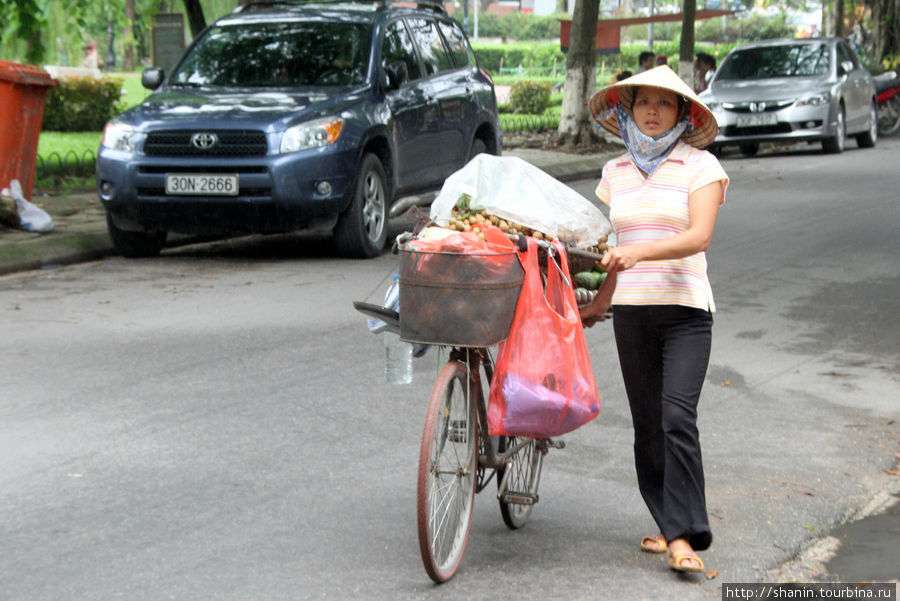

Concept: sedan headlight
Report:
left=280, top=117, right=344, bottom=154
left=101, top=120, right=135, bottom=152
left=796, top=92, right=831, bottom=107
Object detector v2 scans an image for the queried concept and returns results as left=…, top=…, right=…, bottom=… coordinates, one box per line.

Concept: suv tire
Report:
left=334, top=153, right=389, bottom=258
left=468, top=138, right=487, bottom=161
left=106, top=213, right=167, bottom=258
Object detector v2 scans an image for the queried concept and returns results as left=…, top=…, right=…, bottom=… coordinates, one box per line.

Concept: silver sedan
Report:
left=700, top=37, right=878, bottom=155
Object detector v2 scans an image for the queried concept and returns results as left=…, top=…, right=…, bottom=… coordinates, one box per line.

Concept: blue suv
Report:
left=97, top=0, right=501, bottom=257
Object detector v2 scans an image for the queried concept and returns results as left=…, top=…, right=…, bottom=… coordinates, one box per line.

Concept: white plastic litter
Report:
left=2, top=179, right=54, bottom=233
left=429, top=154, right=611, bottom=248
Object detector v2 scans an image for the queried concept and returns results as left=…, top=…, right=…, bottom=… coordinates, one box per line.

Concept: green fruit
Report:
left=574, top=271, right=604, bottom=291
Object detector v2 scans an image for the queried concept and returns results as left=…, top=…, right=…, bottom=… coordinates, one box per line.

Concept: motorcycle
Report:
left=873, top=70, right=900, bottom=136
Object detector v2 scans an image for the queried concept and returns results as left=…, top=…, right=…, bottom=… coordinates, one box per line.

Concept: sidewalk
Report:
left=0, top=145, right=618, bottom=276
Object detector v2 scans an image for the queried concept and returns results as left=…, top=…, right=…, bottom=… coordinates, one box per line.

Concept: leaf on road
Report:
left=705, top=568, right=719, bottom=580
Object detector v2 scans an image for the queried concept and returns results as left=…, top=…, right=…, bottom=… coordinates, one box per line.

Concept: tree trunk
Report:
left=182, top=0, right=206, bottom=38
left=557, top=0, right=610, bottom=150
left=834, top=0, right=844, bottom=39
left=123, top=0, right=135, bottom=71
left=678, top=0, right=696, bottom=86
left=870, top=0, right=900, bottom=61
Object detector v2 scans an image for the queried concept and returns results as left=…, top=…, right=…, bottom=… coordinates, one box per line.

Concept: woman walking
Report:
left=580, top=66, right=729, bottom=573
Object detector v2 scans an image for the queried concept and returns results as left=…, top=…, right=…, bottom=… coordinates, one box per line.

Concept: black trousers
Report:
left=613, top=305, right=713, bottom=551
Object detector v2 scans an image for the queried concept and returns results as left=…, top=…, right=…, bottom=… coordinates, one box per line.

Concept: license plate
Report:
left=736, top=113, right=778, bottom=127
left=165, top=173, right=238, bottom=196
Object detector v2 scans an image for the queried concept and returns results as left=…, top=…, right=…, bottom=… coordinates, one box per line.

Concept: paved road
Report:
left=0, top=138, right=897, bottom=600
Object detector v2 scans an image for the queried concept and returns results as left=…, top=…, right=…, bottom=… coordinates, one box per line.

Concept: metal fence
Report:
left=35, top=149, right=96, bottom=181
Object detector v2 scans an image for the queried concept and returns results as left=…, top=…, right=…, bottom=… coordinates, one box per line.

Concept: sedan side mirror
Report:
left=838, top=61, right=854, bottom=77
left=141, top=68, right=164, bottom=90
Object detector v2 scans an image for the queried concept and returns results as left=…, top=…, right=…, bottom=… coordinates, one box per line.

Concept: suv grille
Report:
left=144, top=130, right=268, bottom=157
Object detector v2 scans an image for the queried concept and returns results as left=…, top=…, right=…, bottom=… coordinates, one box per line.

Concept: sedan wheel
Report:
left=855, top=103, right=878, bottom=148
left=822, top=106, right=846, bottom=153
left=739, top=143, right=759, bottom=157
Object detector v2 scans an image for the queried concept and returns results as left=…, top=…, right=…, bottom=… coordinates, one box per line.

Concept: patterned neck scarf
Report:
left=616, top=105, right=689, bottom=176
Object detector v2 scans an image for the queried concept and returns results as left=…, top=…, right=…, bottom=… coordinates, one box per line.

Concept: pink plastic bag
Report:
left=487, top=238, right=601, bottom=437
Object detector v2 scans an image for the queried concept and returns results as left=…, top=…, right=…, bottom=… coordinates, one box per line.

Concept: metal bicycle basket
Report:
left=398, top=246, right=524, bottom=347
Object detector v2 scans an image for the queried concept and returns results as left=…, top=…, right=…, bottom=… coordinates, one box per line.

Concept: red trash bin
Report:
left=0, top=60, right=58, bottom=201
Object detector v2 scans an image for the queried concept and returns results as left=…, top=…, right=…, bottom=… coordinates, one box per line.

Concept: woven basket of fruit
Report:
left=398, top=246, right=525, bottom=347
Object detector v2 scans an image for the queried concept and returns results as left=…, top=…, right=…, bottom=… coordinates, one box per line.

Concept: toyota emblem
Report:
left=191, top=132, right=218, bottom=149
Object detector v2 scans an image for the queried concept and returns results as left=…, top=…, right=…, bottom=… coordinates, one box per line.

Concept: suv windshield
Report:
left=717, top=43, right=830, bottom=80
left=170, top=21, right=372, bottom=87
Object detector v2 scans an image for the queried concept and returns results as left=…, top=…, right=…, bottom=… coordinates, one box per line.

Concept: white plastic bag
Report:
left=429, top=154, right=610, bottom=248
left=3, top=180, right=54, bottom=233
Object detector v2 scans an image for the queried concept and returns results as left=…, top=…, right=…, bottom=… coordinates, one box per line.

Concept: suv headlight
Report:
left=796, top=92, right=831, bottom=107
left=101, top=120, right=135, bottom=152
left=280, top=117, right=344, bottom=154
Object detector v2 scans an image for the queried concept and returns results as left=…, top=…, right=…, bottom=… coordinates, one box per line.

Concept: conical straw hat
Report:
left=588, top=65, right=718, bottom=148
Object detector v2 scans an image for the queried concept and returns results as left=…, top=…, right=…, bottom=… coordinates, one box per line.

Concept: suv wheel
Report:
left=334, top=153, right=388, bottom=258
left=106, top=213, right=167, bottom=258
left=468, top=138, right=487, bottom=161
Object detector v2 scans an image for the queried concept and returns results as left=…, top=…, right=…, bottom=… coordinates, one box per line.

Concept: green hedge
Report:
left=474, top=12, right=566, bottom=41
left=509, top=80, right=552, bottom=114
left=475, top=41, right=738, bottom=78
left=473, top=41, right=566, bottom=74
left=42, top=76, right=124, bottom=132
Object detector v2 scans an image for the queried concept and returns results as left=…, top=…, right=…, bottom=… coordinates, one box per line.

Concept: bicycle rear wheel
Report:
left=417, top=359, right=478, bottom=583
left=497, top=436, right=543, bottom=529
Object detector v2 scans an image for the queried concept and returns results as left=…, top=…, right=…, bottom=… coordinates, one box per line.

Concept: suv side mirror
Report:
left=141, top=68, right=164, bottom=90
left=384, top=61, right=409, bottom=91
left=838, top=61, right=854, bottom=76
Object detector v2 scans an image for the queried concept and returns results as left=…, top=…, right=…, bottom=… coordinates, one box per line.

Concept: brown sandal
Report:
left=640, top=535, right=668, bottom=553
left=668, top=550, right=704, bottom=573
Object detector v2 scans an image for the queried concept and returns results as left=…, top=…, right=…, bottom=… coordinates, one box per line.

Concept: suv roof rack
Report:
left=233, top=0, right=446, bottom=14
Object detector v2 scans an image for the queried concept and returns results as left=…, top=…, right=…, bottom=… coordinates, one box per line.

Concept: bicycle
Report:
left=354, top=234, right=605, bottom=583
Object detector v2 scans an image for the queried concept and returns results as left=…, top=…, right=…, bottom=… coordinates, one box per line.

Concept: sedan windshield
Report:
left=170, top=21, right=372, bottom=87
left=716, top=43, right=831, bottom=80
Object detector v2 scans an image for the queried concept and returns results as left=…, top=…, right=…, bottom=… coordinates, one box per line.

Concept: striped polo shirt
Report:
left=595, top=141, right=729, bottom=312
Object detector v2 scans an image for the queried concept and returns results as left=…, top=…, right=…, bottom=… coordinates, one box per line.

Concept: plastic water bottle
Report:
left=384, top=331, right=413, bottom=385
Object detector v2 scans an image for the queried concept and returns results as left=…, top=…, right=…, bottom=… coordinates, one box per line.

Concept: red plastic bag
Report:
left=487, top=238, right=601, bottom=437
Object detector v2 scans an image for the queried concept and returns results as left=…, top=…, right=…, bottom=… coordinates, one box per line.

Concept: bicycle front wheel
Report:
left=417, top=360, right=478, bottom=583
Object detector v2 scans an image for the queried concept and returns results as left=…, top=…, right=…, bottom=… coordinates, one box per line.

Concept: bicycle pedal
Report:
left=501, top=491, right=538, bottom=505
left=447, top=419, right=469, bottom=443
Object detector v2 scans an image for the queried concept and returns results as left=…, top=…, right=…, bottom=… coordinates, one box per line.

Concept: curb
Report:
left=0, top=231, right=112, bottom=276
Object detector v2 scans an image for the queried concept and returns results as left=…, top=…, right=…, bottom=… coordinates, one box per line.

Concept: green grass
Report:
left=116, top=72, right=152, bottom=110
left=38, top=131, right=103, bottom=158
